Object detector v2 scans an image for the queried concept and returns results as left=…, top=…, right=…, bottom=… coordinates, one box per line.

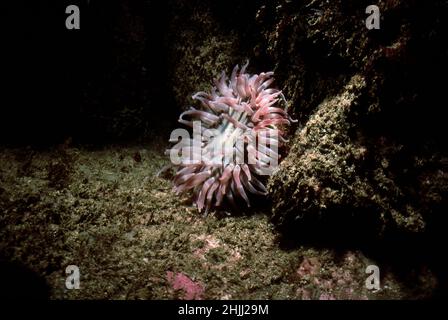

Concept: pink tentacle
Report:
left=248, top=74, right=258, bottom=88
left=254, top=72, right=274, bottom=88
left=255, top=91, right=282, bottom=105
left=241, top=102, right=254, bottom=115
left=205, top=180, right=220, bottom=209
left=232, top=165, right=251, bottom=207
left=257, top=78, right=275, bottom=92
left=256, top=118, right=290, bottom=129
left=258, top=98, right=279, bottom=109
left=251, top=105, right=268, bottom=123
left=240, top=171, right=267, bottom=195
left=197, top=177, right=215, bottom=212
left=222, top=114, right=248, bottom=130
left=210, top=102, right=229, bottom=113
left=215, top=182, right=225, bottom=206
left=230, top=64, right=239, bottom=92
left=237, top=75, right=247, bottom=98
left=240, top=60, right=249, bottom=74
left=174, top=164, right=199, bottom=178
left=241, top=164, right=252, bottom=181
left=174, top=172, right=195, bottom=187
left=219, top=163, right=234, bottom=194
left=214, top=71, right=232, bottom=96
left=175, top=170, right=211, bottom=194
left=179, top=108, right=220, bottom=126
left=226, top=183, right=237, bottom=209
left=248, top=174, right=268, bottom=194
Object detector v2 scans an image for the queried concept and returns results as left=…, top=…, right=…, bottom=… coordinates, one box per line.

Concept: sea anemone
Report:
left=168, top=61, right=295, bottom=214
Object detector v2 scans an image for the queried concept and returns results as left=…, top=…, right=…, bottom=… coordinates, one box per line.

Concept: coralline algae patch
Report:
left=166, top=271, right=205, bottom=300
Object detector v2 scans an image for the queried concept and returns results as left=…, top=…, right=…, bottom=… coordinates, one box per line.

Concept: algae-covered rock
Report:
left=164, top=0, right=448, bottom=238
left=268, top=74, right=429, bottom=235
left=166, top=0, right=243, bottom=109
left=260, top=0, right=448, bottom=237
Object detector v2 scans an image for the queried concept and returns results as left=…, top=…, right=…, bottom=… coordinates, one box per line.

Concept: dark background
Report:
left=1, top=0, right=447, bottom=148
left=2, top=0, right=174, bottom=145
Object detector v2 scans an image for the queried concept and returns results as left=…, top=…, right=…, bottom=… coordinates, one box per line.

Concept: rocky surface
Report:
left=164, top=0, right=447, bottom=297
left=1, top=0, right=446, bottom=299
left=166, top=0, right=447, bottom=236
left=0, top=143, right=435, bottom=299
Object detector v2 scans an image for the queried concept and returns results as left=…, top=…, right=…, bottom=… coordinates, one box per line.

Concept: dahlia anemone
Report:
left=169, top=61, right=295, bottom=214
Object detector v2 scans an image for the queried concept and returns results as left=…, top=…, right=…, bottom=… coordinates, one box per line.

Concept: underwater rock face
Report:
left=166, top=0, right=242, bottom=110
left=260, top=0, right=448, bottom=236
left=268, top=75, right=426, bottom=235
left=269, top=76, right=370, bottom=226
left=168, top=0, right=447, bottom=237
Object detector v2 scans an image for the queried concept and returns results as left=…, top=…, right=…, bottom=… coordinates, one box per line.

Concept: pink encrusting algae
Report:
left=166, top=271, right=205, bottom=300
left=169, top=61, right=296, bottom=214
